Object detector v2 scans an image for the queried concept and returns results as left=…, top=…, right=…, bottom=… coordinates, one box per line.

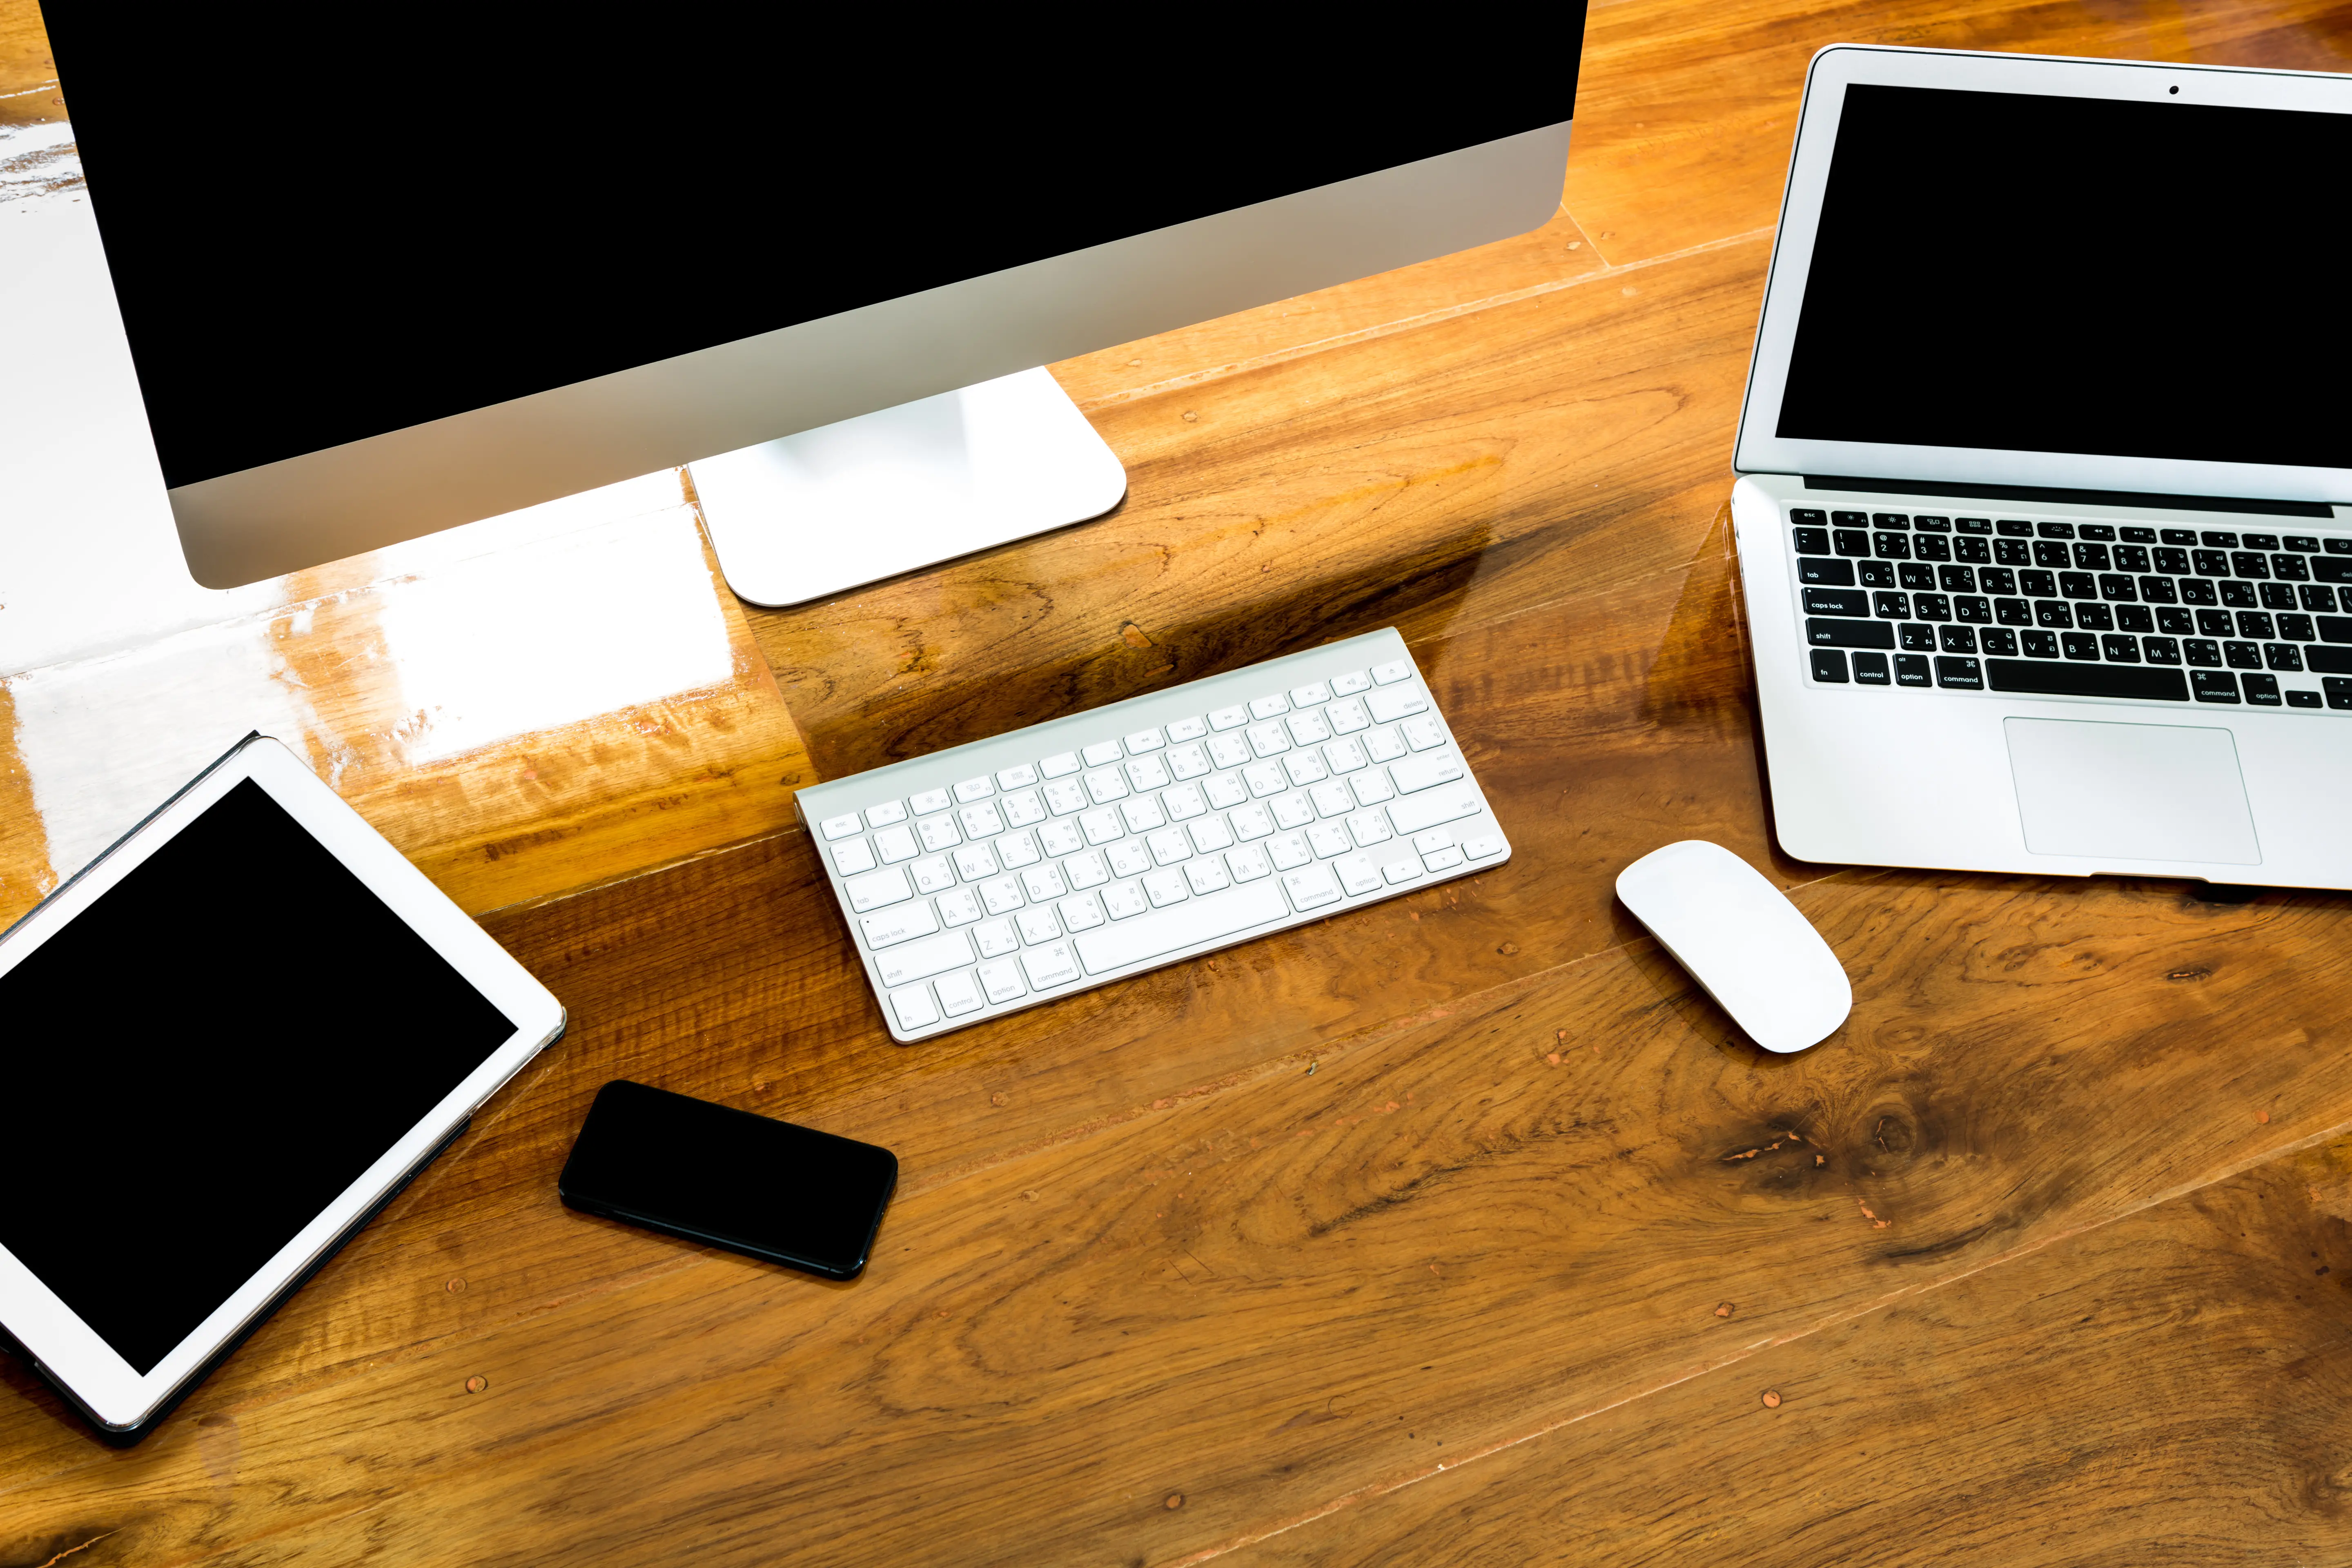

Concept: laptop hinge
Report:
left=1801, top=475, right=2336, bottom=521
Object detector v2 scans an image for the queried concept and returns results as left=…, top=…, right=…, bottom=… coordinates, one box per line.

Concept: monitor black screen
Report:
left=0, top=777, right=515, bottom=1375
left=41, top=9, right=1583, bottom=491
left=1775, top=83, right=2352, bottom=471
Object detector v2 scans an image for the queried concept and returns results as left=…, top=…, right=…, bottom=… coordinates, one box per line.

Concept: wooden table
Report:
left=10, top=2, right=2352, bottom=1563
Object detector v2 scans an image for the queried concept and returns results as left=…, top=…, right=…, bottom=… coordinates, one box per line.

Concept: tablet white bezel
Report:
left=1734, top=45, right=2352, bottom=505
left=0, top=735, right=564, bottom=1431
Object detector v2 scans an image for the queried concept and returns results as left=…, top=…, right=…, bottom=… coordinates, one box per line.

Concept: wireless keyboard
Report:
left=794, top=628, right=1512, bottom=1042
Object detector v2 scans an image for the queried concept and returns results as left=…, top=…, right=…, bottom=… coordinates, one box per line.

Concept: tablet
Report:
left=0, top=734, right=565, bottom=1442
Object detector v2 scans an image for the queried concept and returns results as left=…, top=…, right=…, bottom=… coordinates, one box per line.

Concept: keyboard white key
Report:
left=846, top=866, right=911, bottom=913
left=892, top=987, right=940, bottom=1029
left=799, top=628, right=1508, bottom=1039
left=978, top=959, right=1026, bottom=1002
left=1023, top=942, right=1083, bottom=989
left=1388, top=784, right=1483, bottom=836
left=862, top=902, right=940, bottom=949
left=1392, top=754, right=1466, bottom=794
left=1187, top=815, right=1234, bottom=853
left=1077, top=882, right=1287, bottom=973
left=936, top=970, right=984, bottom=1016
left=878, top=931, right=973, bottom=989
left=1283, top=863, right=1341, bottom=909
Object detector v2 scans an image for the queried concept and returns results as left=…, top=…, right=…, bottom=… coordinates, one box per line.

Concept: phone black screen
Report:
left=558, top=1082, right=897, bottom=1281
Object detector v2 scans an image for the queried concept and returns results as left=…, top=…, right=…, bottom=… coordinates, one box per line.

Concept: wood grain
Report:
left=1225, top=1137, right=2352, bottom=1566
left=10, top=0, right=2352, bottom=1562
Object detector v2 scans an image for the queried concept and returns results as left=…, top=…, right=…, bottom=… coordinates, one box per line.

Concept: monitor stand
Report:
left=688, top=368, right=1127, bottom=608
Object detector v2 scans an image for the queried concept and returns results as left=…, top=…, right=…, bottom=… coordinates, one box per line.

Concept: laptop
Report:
left=1731, top=45, right=2352, bottom=889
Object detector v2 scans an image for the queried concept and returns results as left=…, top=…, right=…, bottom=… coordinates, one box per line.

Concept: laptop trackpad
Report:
left=2004, top=717, right=2260, bottom=865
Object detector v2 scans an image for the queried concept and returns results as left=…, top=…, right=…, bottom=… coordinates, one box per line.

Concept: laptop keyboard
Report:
left=1787, top=507, right=2352, bottom=710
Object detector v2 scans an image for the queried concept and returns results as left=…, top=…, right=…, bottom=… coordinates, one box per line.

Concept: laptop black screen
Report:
left=1776, top=83, right=2352, bottom=472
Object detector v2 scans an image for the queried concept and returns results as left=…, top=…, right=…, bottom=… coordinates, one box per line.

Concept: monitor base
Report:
left=688, top=368, right=1127, bottom=609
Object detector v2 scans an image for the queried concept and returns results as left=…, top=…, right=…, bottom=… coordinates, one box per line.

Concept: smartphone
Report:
left=558, top=1080, right=898, bottom=1280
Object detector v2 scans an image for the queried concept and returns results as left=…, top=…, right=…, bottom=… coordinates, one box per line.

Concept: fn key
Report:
left=1810, top=649, right=1849, bottom=683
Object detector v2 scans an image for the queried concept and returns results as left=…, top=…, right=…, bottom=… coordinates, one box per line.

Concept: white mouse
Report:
left=1614, top=840, right=1851, bottom=1054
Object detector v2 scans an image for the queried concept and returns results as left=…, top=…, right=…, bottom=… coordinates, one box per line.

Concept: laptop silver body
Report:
left=1731, top=45, right=2352, bottom=888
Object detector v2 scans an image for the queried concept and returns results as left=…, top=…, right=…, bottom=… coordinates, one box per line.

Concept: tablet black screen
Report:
left=0, top=777, right=515, bottom=1374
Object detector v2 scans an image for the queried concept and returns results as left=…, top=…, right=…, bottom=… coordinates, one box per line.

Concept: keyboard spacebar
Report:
left=1985, top=660, right=2189, bottom=702
left=1075, top=883, right=1290, bottom=976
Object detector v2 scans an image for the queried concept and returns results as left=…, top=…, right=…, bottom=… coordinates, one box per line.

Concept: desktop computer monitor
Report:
left=36, top=9, right=1586, bottom=599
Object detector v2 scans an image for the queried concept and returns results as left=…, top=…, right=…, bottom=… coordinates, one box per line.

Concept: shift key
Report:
left=1387, top=785, right=1482, bottom=836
